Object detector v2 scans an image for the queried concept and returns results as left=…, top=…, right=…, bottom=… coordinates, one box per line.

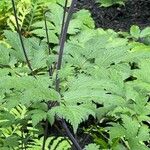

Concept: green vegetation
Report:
left=0, top=0, right=150, bottom=149
left=96, top=0, right=126, bottom=7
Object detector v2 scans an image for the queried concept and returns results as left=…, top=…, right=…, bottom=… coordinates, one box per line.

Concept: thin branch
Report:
left=11, top=0, right=34, bottom=74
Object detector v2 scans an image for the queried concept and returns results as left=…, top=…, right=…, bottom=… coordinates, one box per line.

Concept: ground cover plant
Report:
left=0, top=0, right=150, bottom=150
left=96, top=0, right=126, bottom=7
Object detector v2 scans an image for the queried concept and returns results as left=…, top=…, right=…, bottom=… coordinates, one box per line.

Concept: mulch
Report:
left=76, top=0, right=150, bottom=31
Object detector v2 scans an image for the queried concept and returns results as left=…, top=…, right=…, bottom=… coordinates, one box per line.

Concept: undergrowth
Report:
left=0, top=0, right=150, bottom=150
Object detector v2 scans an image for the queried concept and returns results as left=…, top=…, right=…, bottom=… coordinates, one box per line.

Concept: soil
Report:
left=76, top=0, right=150, bottom=31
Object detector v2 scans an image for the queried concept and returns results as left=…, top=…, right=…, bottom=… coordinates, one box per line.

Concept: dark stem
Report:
left=42, top=120, right=49, bottom=150
left=59, top=0, right=68, bottom=45
left=42, top=10, right=54, bottom=150
left=11, top=0, right=82, bottom=149
left=61, top=119, right=82, bottom=150
left=54, top=124, right=72, bottom=146
left=11, top=0, right=34, bottom=74
left=55, top=0, right=82, bottom=149
left=55, top=0, right=77, bottom=91
left=56, top=0, right=76, bottom=70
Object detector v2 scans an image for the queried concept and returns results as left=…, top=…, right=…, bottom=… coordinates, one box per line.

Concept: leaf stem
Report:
left=43, top=10, right=53, bottom=76
left=44, top=10, right=51, bottom=55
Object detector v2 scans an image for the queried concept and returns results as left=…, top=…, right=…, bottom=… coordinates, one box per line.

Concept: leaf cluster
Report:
left=0, top=1, right=150, bottom=150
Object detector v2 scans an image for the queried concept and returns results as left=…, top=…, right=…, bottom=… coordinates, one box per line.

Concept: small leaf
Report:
left=48, top=104, right=96, bottom=133
left=84, top=143, right=100, bottom=150
left=30, top=109, right=47, bottom=126
left=130, top=25, right=141, bottom=39
left=140, top=27, right=150, bottom=38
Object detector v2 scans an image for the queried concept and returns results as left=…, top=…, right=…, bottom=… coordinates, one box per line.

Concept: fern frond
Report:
left=28, top=136, right=71, bottom=150
left=7, top=0, right=31, bottom=31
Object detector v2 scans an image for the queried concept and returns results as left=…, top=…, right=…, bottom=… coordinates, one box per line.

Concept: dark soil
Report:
left=76, top=0, right=150, bottom=31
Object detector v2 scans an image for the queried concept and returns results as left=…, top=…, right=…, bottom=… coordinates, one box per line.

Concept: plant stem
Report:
left=44, top=10, right=53, bottom=76
left=12, top=0, right=82, bottom=149
left=42, top=120, right=49, bottom=150
left=59, top=0, right=68, bottom=45
left=55, top=0, right=77, bottom=91
left=55, top=0, right=82, bottom=149
left=11, top=0, right=34, bottom=74
left=61, top=119, right=82, bottom=150
left=44, top=10, right=51, bottom=55
left=42, top=10, right=54, bottom=150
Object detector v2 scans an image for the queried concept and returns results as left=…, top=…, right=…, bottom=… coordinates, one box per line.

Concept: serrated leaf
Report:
left=140, top=27, right=150, bottom=38
left=84, top=143, right=100, bottom=150
left=109, top=123, right=125, bottom=140
left=130, top=25, right=141, bottom=39
left=138, top=125, right=149, bottom=142
left=29, top=109, right=47, bottom=126
left=0, top=45, right=10, bottom=65
left=48, top=104, right=96, bottom=133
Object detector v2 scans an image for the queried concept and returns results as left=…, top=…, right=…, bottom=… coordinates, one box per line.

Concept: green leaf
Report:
left=84, top=143, right=100, bottom=150
left=48, top=104, right=96, bottom=133
left=0, top=76, right=60, bottom=106
left=109, top=115, right=149, bottom=150
left=3, top=135, right=19, bottom=148
left=0, top=45, right=10, bottom=65
left=121, top=115, right=139, bottom=138
left=73, top=10, right=95, bottom=29
left=140, top=27, right=150, bottom=38
left=98, top=0, right=125, bottom=7
left=138, top=125, right=149, bottom=142
left=29, top=109, right=47, bottom=126
left=133, top=59, right=150, bottom=83
left=109, top=123, right=125, bottom=140
left=130, top=25, right=141, bottom=39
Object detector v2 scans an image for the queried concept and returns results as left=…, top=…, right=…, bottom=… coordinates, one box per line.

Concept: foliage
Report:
left=130, top=25, right=150, bottom=45
left=96, top=0, right=126, bottom=7
left=0, top=0, right=150, bottom=149
left=84, top=143, right=100, bottom=150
